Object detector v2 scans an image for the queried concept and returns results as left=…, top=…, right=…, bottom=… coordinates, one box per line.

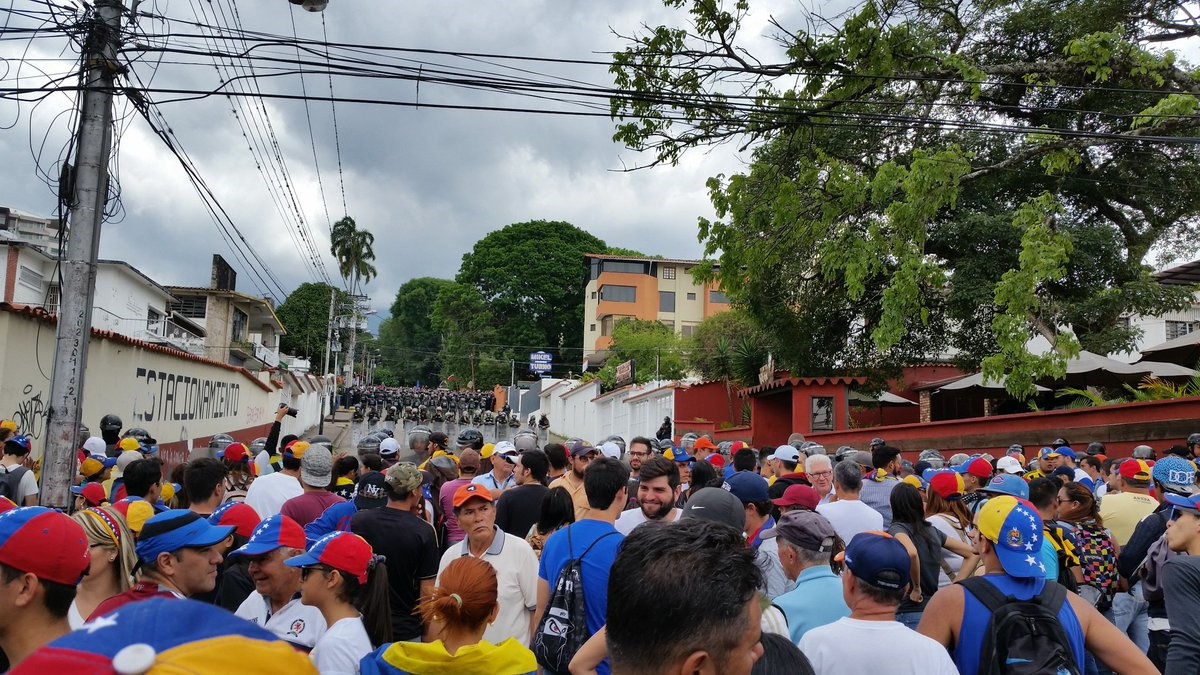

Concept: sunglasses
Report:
left=300, top=565, right=331, bottom=580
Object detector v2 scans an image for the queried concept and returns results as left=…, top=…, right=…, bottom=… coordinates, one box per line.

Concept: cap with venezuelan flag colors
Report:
left=285, top=531, right=379, bottom=584
left=1119, top=458, right=1154, bottom=481
left=11, top=597, right=317, bottom=674
left=975, top=495, right=1045, bottom=578
left=0, top=506, right=90, bottom=586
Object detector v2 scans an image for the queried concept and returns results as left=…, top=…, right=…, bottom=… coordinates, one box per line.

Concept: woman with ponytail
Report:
left=287, top=531, right=392, bottom=674
left=359, top=556, right=536, bottom=675
left=69, top=506, right=136, bottom=628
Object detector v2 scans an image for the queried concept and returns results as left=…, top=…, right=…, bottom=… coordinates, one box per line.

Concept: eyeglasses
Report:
left=808, top=470, right=832, bottom=478
left=300, top=566, right=331, bottom=580
left=629, top=451, right=652, bottom=458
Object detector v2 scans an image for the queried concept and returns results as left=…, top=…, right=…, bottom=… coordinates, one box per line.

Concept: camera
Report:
left=280, top=403, right=299, bottom=418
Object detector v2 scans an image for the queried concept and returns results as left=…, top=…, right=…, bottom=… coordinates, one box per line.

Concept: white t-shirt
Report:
left=0, top=462, right=38, bottom=503
left=67, top=599, right=86, bottom=630
left=615, top=507, right=681, bottom=535
left=310, top=616, right=372, bottom=675
left=235, top=591, right=327, bottom=650
left=926, top=513, right=968, bottom=587
left=437, top=528, right=538, bottom=646
left=799, top=617, right=958, bottom=675
left=816, top=499, right=883, bottom=546
left=244, top=472, right=302, bottom=519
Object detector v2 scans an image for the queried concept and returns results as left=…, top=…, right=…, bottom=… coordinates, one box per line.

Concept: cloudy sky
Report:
left=1, top=0, right=805, bottom=325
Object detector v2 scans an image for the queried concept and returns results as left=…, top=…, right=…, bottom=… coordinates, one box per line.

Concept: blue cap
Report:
left=981, top=473, right=1030, bottom=500
left=1039, top=447, right=1061, bottom=459
left=4, top=434, right=31, bottom=453
left=135, top=510, right=235, bottom=563
left=1164, top=492, right=1200, bottom=513
left=1057, top=446, right=1076, bottom=460
left=976, top=496, right=1045, bottom=579
left=921, top=467, right=938, bottom=482
left=229, top=514, right=306, bottom=558
left=1153, top=456, right=1197, bottom=496
left=723, top=471, right=769, bottom=503
left=671, top=446, right=694, bottom=463
left=839, top=532, right=909, bottom=590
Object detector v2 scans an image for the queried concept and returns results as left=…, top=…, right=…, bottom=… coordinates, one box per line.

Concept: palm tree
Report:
left=330, top=216, right=377, bottom=383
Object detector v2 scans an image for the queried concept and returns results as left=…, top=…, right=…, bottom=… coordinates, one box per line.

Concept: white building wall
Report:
left=541, top=378, right=676, bottom=445
left=1114, top=295, right=1200, bottom=363
left=92, top=265, right=173, bottom=338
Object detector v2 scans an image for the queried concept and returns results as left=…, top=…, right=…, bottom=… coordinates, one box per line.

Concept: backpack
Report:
left=0, top=465, right=28, bottom=501
left=1061, top=521, right=1119, bottom=611
left=961, top=576, right=1082, bottom=675
left=1043, top=520, right=1080, bottom=593
left=1139, top=510, right=1178, bottom=604
left=531, top=527, right=618, bottom=673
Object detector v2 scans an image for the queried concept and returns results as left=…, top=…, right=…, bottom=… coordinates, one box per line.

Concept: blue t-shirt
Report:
left=953, top=575, right=1085, bottom=674
left=537, top=520, right=623, bottom=675
left=1041, top=537, right=1059, bottom=581
left=772, top=566, right=850, bottom=643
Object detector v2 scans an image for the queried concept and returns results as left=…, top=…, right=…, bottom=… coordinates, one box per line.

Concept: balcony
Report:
left=93, top=307, right=207, bottom=356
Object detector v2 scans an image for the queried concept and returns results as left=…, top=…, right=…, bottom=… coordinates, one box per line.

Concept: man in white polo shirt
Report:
left=616, top=456, right=682, bottom=535
left=438, top=482, right=539, bottom=646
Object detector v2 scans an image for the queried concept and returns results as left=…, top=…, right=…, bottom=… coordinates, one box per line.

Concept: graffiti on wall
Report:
left=11, top=384, right=46, bottom=439
left=132, top=368, right=241, bottom=423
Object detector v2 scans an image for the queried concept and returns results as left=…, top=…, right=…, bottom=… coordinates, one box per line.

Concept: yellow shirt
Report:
left=1098, top=491, right=1159, bottom=547
left=548, top=471, right=589, bottom=521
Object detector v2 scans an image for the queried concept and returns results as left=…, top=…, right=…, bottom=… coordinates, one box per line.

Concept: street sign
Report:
left=530, top=351, right=552, bottom=377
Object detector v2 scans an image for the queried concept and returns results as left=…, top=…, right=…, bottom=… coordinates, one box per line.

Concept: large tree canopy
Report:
left=380, top=277, right=456, bottom=385
left=612, top=0, right=1200, bottom=396
left=276, top=283, right=348, bottom=363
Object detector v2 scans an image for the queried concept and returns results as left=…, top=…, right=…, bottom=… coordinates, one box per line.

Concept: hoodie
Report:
left=359, top=638, right=536, bottom=675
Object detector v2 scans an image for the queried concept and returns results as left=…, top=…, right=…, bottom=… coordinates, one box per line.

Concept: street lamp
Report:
left=289, top=0, right=329, bottom=12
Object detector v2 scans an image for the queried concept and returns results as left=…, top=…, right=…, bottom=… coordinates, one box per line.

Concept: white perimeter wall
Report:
left=539, top=378, right=675, bottom=445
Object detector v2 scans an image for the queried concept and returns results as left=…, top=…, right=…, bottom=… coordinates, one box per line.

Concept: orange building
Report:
left=583, top=254, right=729, bottom=361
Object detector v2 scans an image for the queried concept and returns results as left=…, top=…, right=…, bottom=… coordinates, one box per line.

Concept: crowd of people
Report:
left=2, top=408, right=1200, bottom=674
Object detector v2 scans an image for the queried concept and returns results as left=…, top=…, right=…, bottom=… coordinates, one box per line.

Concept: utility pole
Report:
left=319, top=286, right=335, bottom=435
left=41, top=0, right=125, bottom=509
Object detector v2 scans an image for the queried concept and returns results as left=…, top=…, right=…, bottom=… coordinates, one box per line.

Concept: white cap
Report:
left=82, top=436, right=107, bottom=457
left=770, top=445, right=801, bottom=463
left=996, top=456, right=1025, bottom=475
left=379, top=438, right=401, bottom=458
left=599, top=441, right=622, bottom=460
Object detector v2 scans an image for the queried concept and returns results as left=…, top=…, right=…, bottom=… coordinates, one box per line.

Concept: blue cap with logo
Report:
left=976, top=496, right=1045, bottom=578
left=723, top=471, right=769, bottom=504
left=135, top=510, right=235, bottom=564
left=837, top=532, right=909, bottom=590
left=980, top=473, right=1030, bottom=500
left=1152, top=456, right=1197, bottom=496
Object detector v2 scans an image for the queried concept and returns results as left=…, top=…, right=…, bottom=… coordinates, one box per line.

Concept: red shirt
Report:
left=88, top=582, right=182, bottom=621
left=280, top=491, right=345, bottom=528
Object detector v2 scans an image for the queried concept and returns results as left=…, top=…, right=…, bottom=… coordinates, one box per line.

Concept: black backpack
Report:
left=0, top=465, right=27, bottom=502
left=531, top=527, right=617, bottom=674
left=961, top=576, right=1081, bottom=675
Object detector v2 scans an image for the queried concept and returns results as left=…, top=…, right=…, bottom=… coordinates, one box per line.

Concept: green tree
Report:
left=687, top=309, right=771, bottom=422
left=430, top=283, right=509, bottom=388
left=456, top=220, right=606, bottom=379
left=330, top=216, right=378, bottom=384
left=611, top=0, right=1200, bottom=397
left=593, top=318, right=687, bottom=388
left=275, top=283, right=348, bottom=363
left=379, top=277, right=455, bottom=385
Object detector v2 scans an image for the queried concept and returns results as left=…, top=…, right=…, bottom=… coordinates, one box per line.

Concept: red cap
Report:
left=1120, top=459, right=1154, bottom=481
left=72, top=483, right=108, bottom=507
left=770, top=484, right=820, bottom=511
left=284, top=531, right=376, bottom=584
left=0, top=496, right=16, bottom=515
left=930, top=471, right=965, bottom=499
left=452, top=483, right=493, bottom=509
left=223, top=443, right=250, bottom=464
left=209, top=502, right=261, bottom=539
left=0, top=507, right=91, bottom=585
left=706, top=454, right=726, bottom=469
left=962, top=457, right=993, bottom=480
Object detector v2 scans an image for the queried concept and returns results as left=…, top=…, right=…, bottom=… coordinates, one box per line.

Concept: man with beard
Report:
left=624, top=436, right=655, bottom=509
left=616, top=457, right=681, bottom=535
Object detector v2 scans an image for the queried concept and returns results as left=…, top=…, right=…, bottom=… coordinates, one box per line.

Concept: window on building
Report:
left=659, top=291, right=676, bottom=312
left=602, top=260, right=648, bottom=275
left=590, top=323, right=596, bottom=332
left=1166, top=320, right=1199, bottom=341
left=590, top=291, right=597, bottom=299
left=681, top=323, right=698, bottom=338
left=147, top=308, right=163, bottom=335
left=709, top=290, right=729, bottom=304
left=812, top=396, right=835, bottom=432
left=660, top=319, right=675, bottom=331
left=686, top=292, right=697, bottom=301
left=17, top=265, right=42, bottom=290
left=231, top=308, right=248, bottom=341
left=46, top=283, right=60, bottom=315
left=661, top=266, right=676, bottom=280
left=601, top=316, right=616, bottom=336
left=600, top=285, right=637, bottom=303
left=170, top=295, right=207, bottom=319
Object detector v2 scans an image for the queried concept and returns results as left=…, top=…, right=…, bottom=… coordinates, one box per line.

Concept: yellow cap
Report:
left=80, top=458, right=105, bottom=478
left=0, top=420, right=17, bottom=432
left=160, top=482, right=177, bottom=502
left=480, top=443, right=495, bottom=459
left=118, top=437, right=143, bottom=452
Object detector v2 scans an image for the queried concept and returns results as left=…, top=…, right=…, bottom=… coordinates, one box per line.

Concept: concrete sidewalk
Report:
left=305, top=408, right=354, bottom=452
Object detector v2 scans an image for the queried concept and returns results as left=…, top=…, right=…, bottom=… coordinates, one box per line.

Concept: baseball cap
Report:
left=427, top=431, right=449, bottom=448
left=837, top=532, right=908, bottom=590
left=131, top=510, right=232, bottom=564
left=0, top=507, right=91, bottom=585
left=1038, top=447, right=1061, bottom=460
left=282, top=440, right=310, bottom=461
left=354, top=472, right=389, bottom=509
left=4, top=434, right=31, bottom=455
left=300, top=445, right=334, bottom=487
left=452, top=483, right=493, bottom=509
left=762, top=510, right=837, bottom=552
left=1152, top=456, right=1197, bottom=495
left=80, top=458, right=108, bottom=479
left=706, top=454, right=726, bottom=469
left=160, top=483, right=181, bottom=504
left=457, top=449, right=481, bottom=472
left=115, top=452, right=140, bottom=473
left=82, top=436, right=107, bottom=456
left=598, top=441, right=621, bottom=460
left=11, top=597, right=318, bottom=675
left=222, top=443, right=251, bottom=464
left=980, top=473, right=1030, bottom=500
left=679, top=487, right=746, bottom=532
left=851, top=450, right=874, bottom=468
left=228, top=514, right=304, bottom=558
left=693, top=437, right=718, bottom=452
left=209, top=502, right=261, bottom=539
left=724, top=472, right=769, bottom=504
left=1120, top=458, right=1154, bottom=482
left=996, top=456, right=1025, bottom=475
left=669, top=445, right=694, bottom=462
left=1057, top=446, right=1077, bottom=460
left=378, top=438, right=400, bottom=460
left=769, top=445, right=801, bottom=464
left=494, top=441, right=519, bottom=463
left=771, top=484, right=821, bottom=511
left=117, top=437, right=143, bottom=453
left=111, top=499, right=155, bottom=535
left=930, top=471, right=965, bottom=499
left=901, top=474, right=928, bottom=491
left=975, top=496, right=1045, bottom=578
left=384, top=462, right=423, bottom=496
left=285, top=531, right=377, bottom=584
left=0, top=420, right=16, bottom=433
left=567, top=441, right=594, bottom=459
left=1164, top=492, right=1200, bottom=515
left=72, top=482, right=108, bottom=507
left=955, top=457, right=993, bottom=480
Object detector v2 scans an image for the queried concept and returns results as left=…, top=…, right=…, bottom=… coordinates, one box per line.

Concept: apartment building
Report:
left=583, top=253, right=729, bottom=358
